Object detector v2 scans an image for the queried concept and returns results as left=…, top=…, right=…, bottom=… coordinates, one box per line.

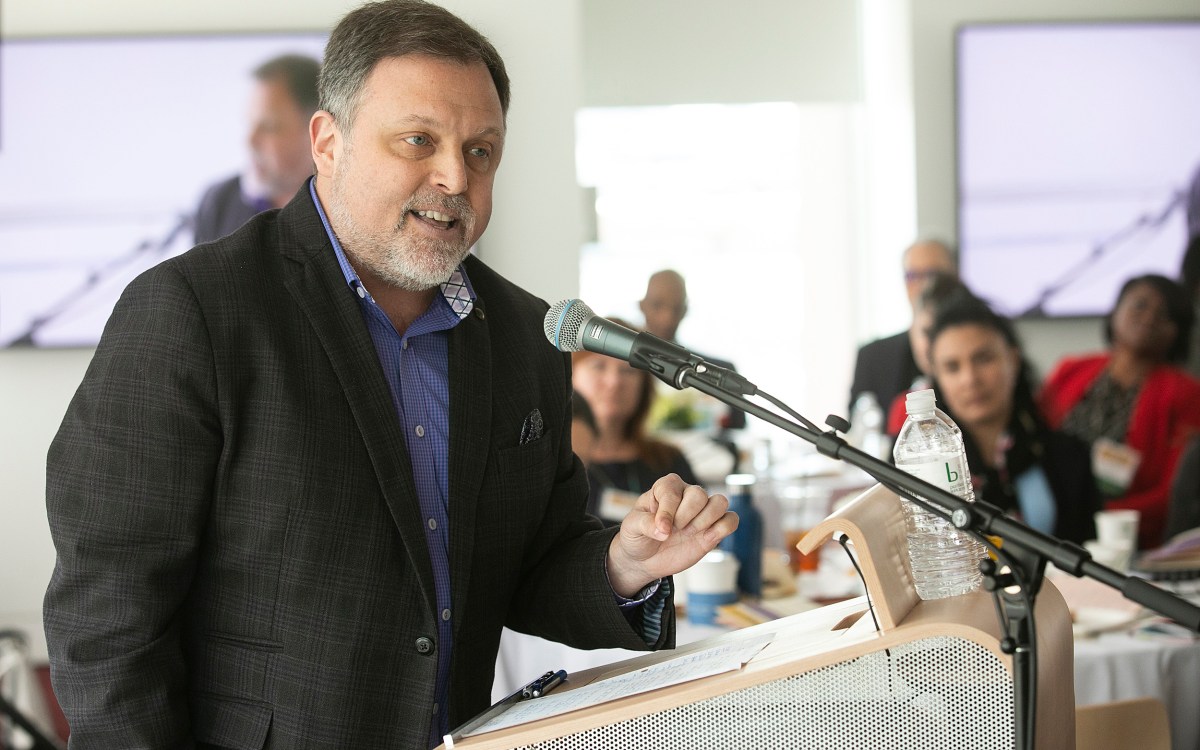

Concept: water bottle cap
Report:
left=905, top=388, right=936, bottom=414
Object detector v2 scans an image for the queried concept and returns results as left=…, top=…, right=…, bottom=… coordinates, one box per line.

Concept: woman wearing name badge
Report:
left=571, top=319, right=699, bottom=526
left=926, top=294, right=1100, bottom=544
left=1039, top=274, right=1200, bottom=549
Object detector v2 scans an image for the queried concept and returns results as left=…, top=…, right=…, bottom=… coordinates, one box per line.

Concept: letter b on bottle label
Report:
left=905, top=454, right=969, bottom=497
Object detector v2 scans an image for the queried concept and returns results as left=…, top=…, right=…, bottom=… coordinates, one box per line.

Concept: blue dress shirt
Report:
left=307, top=180, right=667, bottom=745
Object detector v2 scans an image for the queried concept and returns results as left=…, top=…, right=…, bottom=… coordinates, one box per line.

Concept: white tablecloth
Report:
left=1074, top=630, right=1200, bottom=750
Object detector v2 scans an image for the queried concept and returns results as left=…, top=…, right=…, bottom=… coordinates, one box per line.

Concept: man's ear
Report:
left=310, top=110, right=340, bottom=177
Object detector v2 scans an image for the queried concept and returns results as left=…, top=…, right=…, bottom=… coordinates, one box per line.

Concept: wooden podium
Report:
left=442, top=484, right=1075, bottom=749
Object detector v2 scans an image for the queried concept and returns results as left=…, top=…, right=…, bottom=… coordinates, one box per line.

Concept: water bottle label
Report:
left=900, top=453, right=969, bottom=498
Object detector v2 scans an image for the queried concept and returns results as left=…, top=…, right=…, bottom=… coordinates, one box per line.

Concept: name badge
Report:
left=598, top=486, right=640, bottom=523
left=1091, top=437, right=1141, bottom=498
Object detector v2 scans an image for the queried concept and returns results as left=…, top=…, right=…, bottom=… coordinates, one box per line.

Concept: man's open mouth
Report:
left=412, top=209, right=456, bottom=230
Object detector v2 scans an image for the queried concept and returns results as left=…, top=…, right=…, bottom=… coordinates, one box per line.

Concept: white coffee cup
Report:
left=1094, top=509, right=1139, bottom=550
left=1084, top=539, right=1133, bottom=571
left=682, top=550, right=739, bottom=625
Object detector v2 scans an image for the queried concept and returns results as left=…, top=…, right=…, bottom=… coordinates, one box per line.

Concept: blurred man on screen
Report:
left=193, top=53, right=320, bottom=243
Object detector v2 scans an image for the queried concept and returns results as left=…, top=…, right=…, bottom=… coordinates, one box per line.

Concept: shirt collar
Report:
left=308, top=178, right=475, bottom=320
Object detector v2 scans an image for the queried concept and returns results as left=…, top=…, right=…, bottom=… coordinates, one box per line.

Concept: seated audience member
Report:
left=1039, top=274, right=1200, bottom=549
left=1180, top=234, right=1200, bottom=379
left=850, top=238, right=957, bottom=413
left=884, top=273, right=974, bottom=435
left=928, top=295, right=1099, bottom=543
left=1166, top=435, right=1200, bottom=540
left=572, top=322, right=699, bottom=525
left=640, top=269, right=745, bottom=432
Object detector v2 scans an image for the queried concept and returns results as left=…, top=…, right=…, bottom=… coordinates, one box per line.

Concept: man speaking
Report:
left=42, top=2, right=737, bottom=748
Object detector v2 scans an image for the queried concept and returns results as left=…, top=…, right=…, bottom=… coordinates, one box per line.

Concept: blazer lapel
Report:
left=278, top=198, right=438, bottom=606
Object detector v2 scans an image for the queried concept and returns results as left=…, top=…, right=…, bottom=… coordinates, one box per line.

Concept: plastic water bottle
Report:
left=718, top=474, right=763, bottom=598
left=892, top=389, right=985, bottom=599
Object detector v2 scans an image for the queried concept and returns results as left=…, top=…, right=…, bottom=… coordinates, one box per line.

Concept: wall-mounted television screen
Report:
left=0, top=31, right=328, bottom=348
left=956, top=20, right=1200, bottom=318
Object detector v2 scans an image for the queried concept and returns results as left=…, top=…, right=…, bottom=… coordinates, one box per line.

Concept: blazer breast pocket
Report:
left=496, top=431, right=554, bottom=473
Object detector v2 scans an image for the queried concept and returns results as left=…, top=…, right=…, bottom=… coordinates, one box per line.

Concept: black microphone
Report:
left=543, top=299, right=755, bottom=395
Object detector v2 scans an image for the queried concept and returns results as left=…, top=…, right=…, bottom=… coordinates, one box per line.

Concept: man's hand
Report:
left=606, top=473, right=739, bottom=598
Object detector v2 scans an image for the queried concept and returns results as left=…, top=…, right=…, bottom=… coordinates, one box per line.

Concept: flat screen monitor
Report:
left=956, top=20, right=1200, bottom=318
left=0, top=31, right=328, bottom=348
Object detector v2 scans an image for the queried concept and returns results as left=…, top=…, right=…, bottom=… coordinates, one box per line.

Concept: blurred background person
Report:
left=571, top=319, right=699, bottom=526
left=193, top=53, right=320, bottom=243
left=1179, top=234, right=1200, bottom=379
left=1039, top=274, right=1200, bottom=549
left=639, top=268, right=746, bottom=434
left=849, top=237, right=958, bottom=414
left=884, top=272, right=973, bottom=435
left=639, top=269, right=689, bottom=344
left=928, top=294, right=1099, bottom=543
left=1166, top=435, right=1200, bottom=540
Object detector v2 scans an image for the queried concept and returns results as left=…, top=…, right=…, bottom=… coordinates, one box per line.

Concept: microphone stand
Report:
left=630, top=343, right=1200, bottom=750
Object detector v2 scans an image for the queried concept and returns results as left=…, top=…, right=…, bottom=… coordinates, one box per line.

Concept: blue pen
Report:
left=523, top=668, right=568, bottom=699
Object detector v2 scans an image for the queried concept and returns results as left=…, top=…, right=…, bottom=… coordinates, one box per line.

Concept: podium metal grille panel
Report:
left=515, top=636, right=1013, bottom=750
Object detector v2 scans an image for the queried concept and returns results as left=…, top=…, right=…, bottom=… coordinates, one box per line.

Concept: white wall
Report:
left=581, top=0, right=862, bottom=107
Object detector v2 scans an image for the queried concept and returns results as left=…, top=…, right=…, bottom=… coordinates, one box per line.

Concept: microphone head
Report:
left=544, top=299, right=594, bottom=352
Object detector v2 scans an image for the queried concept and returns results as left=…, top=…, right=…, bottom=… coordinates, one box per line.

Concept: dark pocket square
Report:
left=519, top=408, right=544, bottom=445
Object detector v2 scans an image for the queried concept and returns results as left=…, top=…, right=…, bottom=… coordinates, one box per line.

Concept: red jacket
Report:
left=1038, top=353, right=1200, bottom=549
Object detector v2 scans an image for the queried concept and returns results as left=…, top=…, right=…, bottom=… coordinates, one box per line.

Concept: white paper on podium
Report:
left=466, top=633, right=775, bottom=737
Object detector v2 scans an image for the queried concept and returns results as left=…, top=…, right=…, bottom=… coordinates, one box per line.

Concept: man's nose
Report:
left=430, top=150, right=468, bottom=195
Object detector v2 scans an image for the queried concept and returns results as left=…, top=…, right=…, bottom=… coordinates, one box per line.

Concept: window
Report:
left=576, top=102, right=864, bottom=440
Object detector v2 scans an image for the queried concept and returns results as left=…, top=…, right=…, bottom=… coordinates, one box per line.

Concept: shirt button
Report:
left=441, top=608, right=452, bottom=622
left=356, top=285, right=366, bottom=299
left=415, top=636, right=434, bottom=655
left=415, top=425, right=425, bottom=438
left=428, top=517, right=437, bottom=531
left=402, top=339, right=409, bottom=350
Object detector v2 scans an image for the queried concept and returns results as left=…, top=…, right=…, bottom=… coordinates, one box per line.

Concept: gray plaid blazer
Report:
left=44, top=189, right=673, bottom=749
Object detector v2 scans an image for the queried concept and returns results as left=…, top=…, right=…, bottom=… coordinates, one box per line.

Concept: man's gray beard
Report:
left=328, top=193, right=475, bottom=292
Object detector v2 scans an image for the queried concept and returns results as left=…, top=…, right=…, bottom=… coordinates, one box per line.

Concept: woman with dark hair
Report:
left=571, top=319, right=698, bottom=526
left=1039, top=274, right=1200, bottom=548
left=927, top=295, right=1100, bottom=543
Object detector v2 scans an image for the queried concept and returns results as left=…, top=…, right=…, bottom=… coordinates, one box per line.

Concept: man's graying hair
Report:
left=319, top=0, right=511, bottom=129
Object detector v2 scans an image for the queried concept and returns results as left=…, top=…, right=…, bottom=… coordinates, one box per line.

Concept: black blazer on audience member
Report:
left=849, top=330, right=921, bottom=413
